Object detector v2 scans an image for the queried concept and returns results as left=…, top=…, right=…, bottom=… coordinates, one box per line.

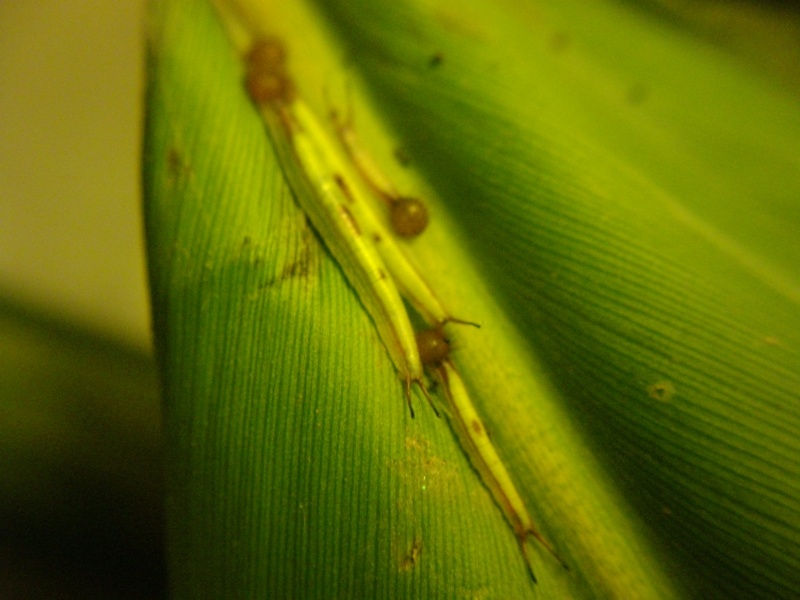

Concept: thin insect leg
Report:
left=521, top=526, right=570, bottom=571
left=403, top=376, right=441, bottom=419
left=517, top=534, right=538, bottom=584
left=415, top=379, right=441, bottom=418
left=440, top=316, right=482, bottom=329
left=404, top=376, right=416, bottom=419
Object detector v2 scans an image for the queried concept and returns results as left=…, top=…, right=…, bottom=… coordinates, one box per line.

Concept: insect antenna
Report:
left=523, top=527, right=570, bottom=572
left=441, top=316, right=481, bottom=329
left=416, top=379, right=441, bottom=418
left=403, top=376, right=416, bottom=419
left=517, top=537, right=539, bottom=584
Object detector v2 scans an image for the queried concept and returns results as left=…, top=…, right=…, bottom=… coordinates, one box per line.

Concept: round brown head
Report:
left=390, top=197, right=429, bottom=238
left=245, top=37, right=287, bottom=72
left=245, top=69, right=295, bottom=105
left=416, top=328, right=450, bottom=368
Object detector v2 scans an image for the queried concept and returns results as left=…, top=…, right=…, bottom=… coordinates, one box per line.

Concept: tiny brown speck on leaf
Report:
left=647, top=380, right=675, bottom=402
left=167, top=145, right=191, bottom=184
left=399, top=538, right=423, bottom=571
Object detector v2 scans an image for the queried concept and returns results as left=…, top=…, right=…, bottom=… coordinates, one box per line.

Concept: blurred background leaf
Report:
left=0, top=293, right=164, bottom=599
left=0, top=1, right=164, bottom=598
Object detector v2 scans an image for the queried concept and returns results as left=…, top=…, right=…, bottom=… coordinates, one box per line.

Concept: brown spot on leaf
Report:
left=339, top=204, right=361, bottom=236
left=399, top=539, right=423, bottom=572
left=167, top=146, right=191, bottom=184
left=394, top=147, right=411, bottom=167
left=334, top=174, right=354, bottom=203
left=647, top=381, right=675, bottom=402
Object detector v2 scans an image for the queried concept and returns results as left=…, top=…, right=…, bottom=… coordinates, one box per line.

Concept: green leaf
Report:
left=0, top=294, right=164, bottom=597
left=144, top=0, right=800, bottom=598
